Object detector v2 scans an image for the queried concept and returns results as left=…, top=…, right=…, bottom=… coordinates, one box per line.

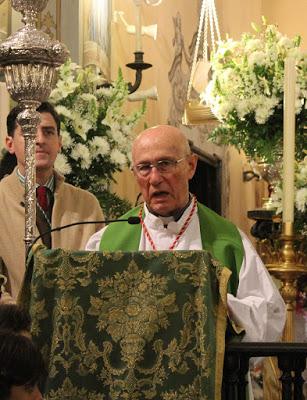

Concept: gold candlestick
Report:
left=266, top=222, right=306, bottom=342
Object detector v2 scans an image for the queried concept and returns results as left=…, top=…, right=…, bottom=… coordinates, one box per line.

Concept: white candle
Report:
left=135, top=1, right=142, bottom=51
left=282, top=57, right=296, bottom=223
left=0, top=82, right=10, bottom=151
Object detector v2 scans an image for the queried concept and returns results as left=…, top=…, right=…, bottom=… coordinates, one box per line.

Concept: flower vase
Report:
left=250, top=159, right=282, bottom=210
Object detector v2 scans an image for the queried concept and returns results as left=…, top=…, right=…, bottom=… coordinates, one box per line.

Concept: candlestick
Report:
left=135, top=0, right=142, bottom=51
left=0, top=0, right=69, bottom=254
left=282, top=57, right=296, bottom=223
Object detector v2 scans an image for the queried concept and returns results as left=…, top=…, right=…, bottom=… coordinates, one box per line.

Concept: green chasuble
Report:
left=100, top=203, right=244, bottom=295
left=20, top=246, right=231, bottom=400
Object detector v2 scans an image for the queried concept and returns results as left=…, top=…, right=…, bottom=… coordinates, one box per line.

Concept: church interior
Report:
left=0, top=0, right=305, bottom=237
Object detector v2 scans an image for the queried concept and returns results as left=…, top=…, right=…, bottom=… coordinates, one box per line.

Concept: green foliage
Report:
left=94, top=188, right=132, bottom=220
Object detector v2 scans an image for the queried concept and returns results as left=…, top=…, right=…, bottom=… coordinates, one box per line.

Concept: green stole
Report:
left=100, top=203, right=244, bottom=295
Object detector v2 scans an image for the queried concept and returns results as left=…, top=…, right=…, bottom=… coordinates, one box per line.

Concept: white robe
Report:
left=86, top=202, right=286, bottom=342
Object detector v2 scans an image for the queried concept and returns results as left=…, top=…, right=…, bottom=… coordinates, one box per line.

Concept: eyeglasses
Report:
left=132, top=157, right=186, bottom=177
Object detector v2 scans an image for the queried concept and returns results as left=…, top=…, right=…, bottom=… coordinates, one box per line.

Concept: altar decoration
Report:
left=49, top=60, right=146, bottom=217
left=19, top=247, right=231, bottom=400
left=265, top=155, right=306, bottom=342
left=203, top=19, right=307, bottom=164
left=271, top=156, right=307, bottom=236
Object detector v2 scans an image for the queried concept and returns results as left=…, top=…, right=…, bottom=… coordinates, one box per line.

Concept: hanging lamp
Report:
left=182, top=0, right=220, bottom=125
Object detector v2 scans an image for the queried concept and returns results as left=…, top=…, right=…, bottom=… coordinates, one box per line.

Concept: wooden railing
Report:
left=222, top=342, right=307, bottom=400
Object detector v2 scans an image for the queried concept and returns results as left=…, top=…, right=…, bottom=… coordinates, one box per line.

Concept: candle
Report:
left=0, top=82, right=10, bottom=151
left=135, top=1, right=142, bottom=51
left=282, top=57, right=296, bottom=223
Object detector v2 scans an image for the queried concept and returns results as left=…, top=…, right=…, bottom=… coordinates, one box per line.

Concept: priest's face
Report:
left=132, top=125, right=198, bottom=217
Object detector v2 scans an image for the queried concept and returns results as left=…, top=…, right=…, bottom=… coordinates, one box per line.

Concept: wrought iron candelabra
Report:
left=126, top=51, right=152, bottom=93
left=0, top=0, right=69, bottom=254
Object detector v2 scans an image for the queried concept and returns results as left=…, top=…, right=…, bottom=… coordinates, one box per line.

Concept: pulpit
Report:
left=19, top=246, right=231, bottom=400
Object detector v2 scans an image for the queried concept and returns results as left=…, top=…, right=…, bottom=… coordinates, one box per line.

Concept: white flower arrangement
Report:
left=203, top=19, right=307, bottom=163
left=49, top=60, right=146, bottom=217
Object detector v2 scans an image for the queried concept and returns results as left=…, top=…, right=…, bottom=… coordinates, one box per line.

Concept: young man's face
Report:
left=6, top=112, right=62, bottom=177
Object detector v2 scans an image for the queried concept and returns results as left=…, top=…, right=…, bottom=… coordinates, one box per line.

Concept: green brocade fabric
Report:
left=19, top=246, right=231, bottom=400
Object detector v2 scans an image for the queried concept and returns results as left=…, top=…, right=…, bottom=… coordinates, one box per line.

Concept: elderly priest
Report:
left=21, top=124, right=286, bottom=400
left=87, top=124, right=286, bottom=343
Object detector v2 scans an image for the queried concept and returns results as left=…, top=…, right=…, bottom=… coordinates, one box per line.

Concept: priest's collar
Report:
left=145, top=194, right=193, bottom=227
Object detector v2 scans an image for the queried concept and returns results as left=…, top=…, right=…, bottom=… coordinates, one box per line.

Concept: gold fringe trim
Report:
left=215, top=266, right=232, bottom=400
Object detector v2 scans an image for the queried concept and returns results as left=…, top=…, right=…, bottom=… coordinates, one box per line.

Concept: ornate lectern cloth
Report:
left=19, top=247, right=231, bottom=400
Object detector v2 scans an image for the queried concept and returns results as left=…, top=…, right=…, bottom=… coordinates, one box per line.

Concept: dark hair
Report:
left=6, top=101, right=60, bottom=137
left=0, top=304, right=31, bottom=334
left=0, top=151, right=17, bottom=180
left=0, top=330, right=46, bottom=400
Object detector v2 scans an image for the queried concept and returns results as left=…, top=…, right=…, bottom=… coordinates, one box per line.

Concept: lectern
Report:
left=19, top=246, right=231, bottom=400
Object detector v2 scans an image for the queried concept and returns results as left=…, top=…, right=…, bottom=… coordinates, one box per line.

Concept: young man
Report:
left=0, top=330, right=46, bottom=400
left=86, top=124, right=286, bottom=342
left=0, top=102, right=104, bottom=300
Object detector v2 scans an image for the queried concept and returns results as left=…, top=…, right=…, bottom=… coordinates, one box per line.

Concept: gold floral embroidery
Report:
left=30, top=299, right=48, bottom=336
left=36, top=250, right=101, bottom=291
left=89, top=260, right=179, bottom=397
left=49, top=295, right=87, bottom=377
left=46, top=377, right=103, bottom=400
left=22, top=249, right=230, bottom=400
left=162, top=377, right=203, bottom=400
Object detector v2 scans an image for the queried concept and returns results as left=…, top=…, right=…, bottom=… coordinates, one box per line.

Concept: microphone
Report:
left=27, top=216, right=140, bottom=256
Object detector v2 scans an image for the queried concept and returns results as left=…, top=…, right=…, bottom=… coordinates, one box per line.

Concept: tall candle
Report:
left=0, top=82, right=10, bottom=151
left=135, top=1, right=142, bottom=51
left=282, top=57, right=296, bottom=223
